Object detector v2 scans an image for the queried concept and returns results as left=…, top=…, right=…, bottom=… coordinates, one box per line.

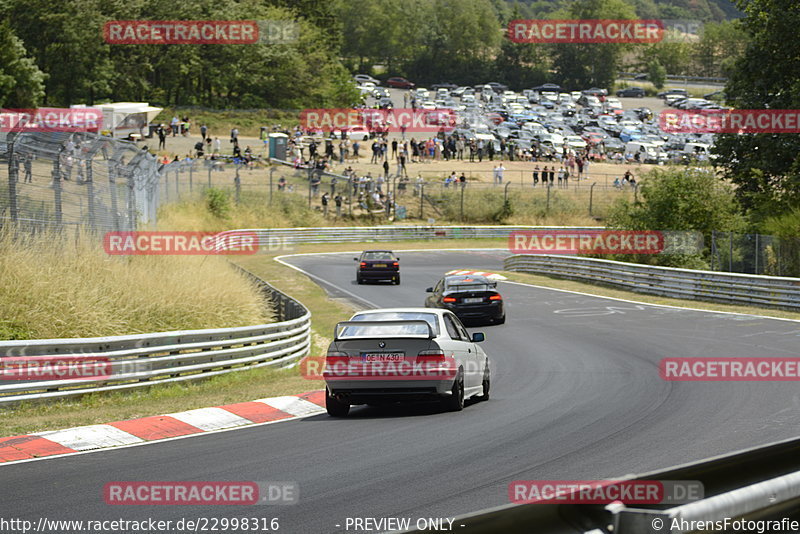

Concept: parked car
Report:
left=616, top=87, right=645, bottom=98
left=354, top=74, right=380, bottom=86
left=387, top=77, right=415, bottom=89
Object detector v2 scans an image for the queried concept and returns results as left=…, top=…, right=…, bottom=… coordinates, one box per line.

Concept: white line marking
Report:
left=501, top=280, right=800, bottom=323
left=256, top=396, right=325, bottom=417
left=166, top=407, right=252, bottom=431
left=34, top=425, right=144, bottom=451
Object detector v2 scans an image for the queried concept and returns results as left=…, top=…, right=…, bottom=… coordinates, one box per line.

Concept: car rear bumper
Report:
left=358, top=269, right=398, bottom=280
left=443, top=302, right=504, bottom=321
left=326, top=379, right=455, bottom=404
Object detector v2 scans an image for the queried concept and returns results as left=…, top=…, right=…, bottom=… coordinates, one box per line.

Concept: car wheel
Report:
left=326, top=388, right=350, bottom=417
left=394, top=275, right=400, bottom=285
left=356, top=275, right=363, bottom=284
left=442, top=371, right=464, bottom=412
left=476, top=365, right=490, bottom=401
left=495, top=314, right=506, bottom=325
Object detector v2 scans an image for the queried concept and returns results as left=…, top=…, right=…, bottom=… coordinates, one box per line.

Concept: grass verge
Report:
left=0, top=230, right=270, bottom=340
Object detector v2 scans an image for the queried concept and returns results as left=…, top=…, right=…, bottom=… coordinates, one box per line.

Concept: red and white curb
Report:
left=0, top=391, right=324, bottom=464
left=445, top=269, right=507, bottom=281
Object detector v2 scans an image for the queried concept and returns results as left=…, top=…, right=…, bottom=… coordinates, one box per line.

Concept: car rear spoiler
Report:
left=334, top=320, right=434, bottom=341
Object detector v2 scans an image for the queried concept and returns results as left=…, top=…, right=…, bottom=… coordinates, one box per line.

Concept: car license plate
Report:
left=463, top=297, right=484, bottom=303
left=362, top=352, right=404, bottom=362
left=373, top=263, right=387, bottom=268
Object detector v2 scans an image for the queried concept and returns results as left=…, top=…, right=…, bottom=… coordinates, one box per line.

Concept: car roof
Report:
left=362, top=249, right=394, bottom=253
left=352, top=307, right=448, bottom=318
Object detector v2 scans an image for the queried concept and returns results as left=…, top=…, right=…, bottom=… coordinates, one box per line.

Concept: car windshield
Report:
left=362, top=251, right=395, bottom=260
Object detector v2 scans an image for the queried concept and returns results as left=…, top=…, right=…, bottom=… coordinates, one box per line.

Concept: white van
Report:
left=625, top=141, right=666, bottom=164
left=683, top=142, right=713, bottom=160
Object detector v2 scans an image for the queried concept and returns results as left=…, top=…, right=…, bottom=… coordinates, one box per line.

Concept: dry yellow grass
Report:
left=0, top=229, right=272, bottom=340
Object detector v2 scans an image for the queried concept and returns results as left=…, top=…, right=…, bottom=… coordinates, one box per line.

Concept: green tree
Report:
left=713, top=0, right=800, bottom=218
left=607, top=168, right=745, bottom=268
left=0, top=22, right=45, bottom=107
left=647, top=58, right=666, bottom=89
left=550, top=0, right=637, bottom=90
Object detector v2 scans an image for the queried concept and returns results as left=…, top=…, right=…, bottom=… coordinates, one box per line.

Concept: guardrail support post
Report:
left=52, top=152, right=63, bottom=227
left=504, top=182, right=510, bottom=202
left=269, top=167, right=274, bottom=206
left=86, top=159, right=95, bottom=232
left=7, top=146, right=18, bottom=224
left=235, top=165, right=241, bottom=205
left=419, top=184, right=424, bottom=219
left=546, top=183, right=551, bottom=215
left=589, top=182, right=596, bottom=217
left=460, top=183, right=465, bottom=222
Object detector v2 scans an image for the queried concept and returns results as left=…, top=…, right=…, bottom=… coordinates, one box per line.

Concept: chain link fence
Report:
left=0, top=131, right=160, bottom=233
left=710, top=231, right=800, bottom=277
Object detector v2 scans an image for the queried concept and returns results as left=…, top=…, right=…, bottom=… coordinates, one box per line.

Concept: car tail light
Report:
left=326, top=351, right=349, bottom=364
left=442, top=297, right=457, bottom=303
left=489, top=294, right=502, bottom=301
left=417, top=350, right=446, bottom=362
left=359, top=262, right=367, bottom=268
left=392, top=261, right=398, bottom=267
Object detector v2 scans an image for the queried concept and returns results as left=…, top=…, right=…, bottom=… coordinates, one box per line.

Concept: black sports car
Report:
left=425, top=274, right=504, bottom=325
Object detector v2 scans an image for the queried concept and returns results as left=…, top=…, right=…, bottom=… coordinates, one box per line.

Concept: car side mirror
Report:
left=425, top=287, right=433, bottom=293
left=353, top=257, right=359, bottom=261
left=471, top=332, right=485, bottom=343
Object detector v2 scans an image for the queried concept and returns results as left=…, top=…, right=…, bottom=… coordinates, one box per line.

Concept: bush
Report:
left=606, top=168, right=746, bottom=268
left=205, top=188, right=231, bottom=219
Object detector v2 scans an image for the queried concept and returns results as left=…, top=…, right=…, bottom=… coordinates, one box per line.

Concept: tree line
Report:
left=0, top=0, right=745, bottom=110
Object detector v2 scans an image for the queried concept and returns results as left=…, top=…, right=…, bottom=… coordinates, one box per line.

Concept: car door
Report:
left=449, top=313, right=484, bottom=389
left=442, top=313, right=477, bottom=390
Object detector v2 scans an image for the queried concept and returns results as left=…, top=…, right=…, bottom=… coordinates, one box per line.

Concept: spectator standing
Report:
left=321, top=192, right=329, bottom=217
left=200, top=124, right=208, bottom=141
left=157, top=125, right=167, bottom=150
left=334, top=193, right=343, bottom=217
left=532, top=165, right=539, bottom=187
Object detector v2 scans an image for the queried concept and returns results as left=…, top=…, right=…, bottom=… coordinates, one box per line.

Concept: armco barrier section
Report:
left=0, top=268, right=310, bottom=405
left=402, top=434, right=800, bottom=533
left=222, top=225, right=601, bottom=245
left=505, top=254, right=800, bottom=311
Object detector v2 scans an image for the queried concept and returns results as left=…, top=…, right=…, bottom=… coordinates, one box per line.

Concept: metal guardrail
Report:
left=403, top=434, right=800, bottom=533
left=0, top=268, right=311, bottom=404
left=222, top=225, right=602, bottom=245
left=505, top=255, right=800, bottom=311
